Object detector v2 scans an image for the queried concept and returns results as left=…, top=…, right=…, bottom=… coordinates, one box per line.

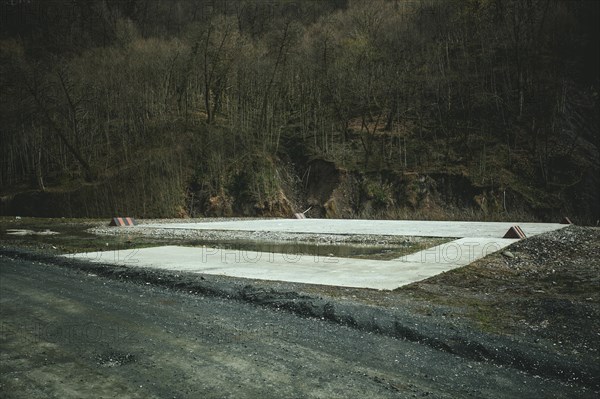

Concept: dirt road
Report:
left=0, top=257, right=594, bottom=398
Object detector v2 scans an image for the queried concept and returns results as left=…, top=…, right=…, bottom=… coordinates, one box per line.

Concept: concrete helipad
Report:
left=68, top=219, right=567, bottom=289
left=67, top=237, right=518, bottom=290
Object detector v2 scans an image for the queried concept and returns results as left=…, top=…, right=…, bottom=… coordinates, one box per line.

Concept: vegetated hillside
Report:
left=1, top=0, right=598, bottom=223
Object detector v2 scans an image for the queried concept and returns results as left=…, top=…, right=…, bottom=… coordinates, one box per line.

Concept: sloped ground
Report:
left=402, top=226, right=600, bottom=357
left=1, top=220, right=598, bottom=393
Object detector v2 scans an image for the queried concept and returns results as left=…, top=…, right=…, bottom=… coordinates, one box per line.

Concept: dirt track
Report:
left=1, top=256, right=595, bottom=398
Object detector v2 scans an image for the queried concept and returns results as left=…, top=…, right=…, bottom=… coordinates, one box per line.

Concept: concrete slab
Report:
left=78, top=220, right=566, bottom=289
left=66, top=237, right=517, bottom=290
left=143, top=219, right=565, bottom=238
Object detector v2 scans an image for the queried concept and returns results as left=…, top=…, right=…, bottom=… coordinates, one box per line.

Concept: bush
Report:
left=362, top=179, right=395, bottom=209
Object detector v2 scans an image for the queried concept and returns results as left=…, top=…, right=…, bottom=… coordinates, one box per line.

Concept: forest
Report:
left=0, top=0, right=598, bottom=222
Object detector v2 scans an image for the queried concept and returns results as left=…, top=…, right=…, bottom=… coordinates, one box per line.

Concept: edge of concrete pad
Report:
left=142, top=219, right=568, bottom=239
left=1, top=247, right=598, bottom=391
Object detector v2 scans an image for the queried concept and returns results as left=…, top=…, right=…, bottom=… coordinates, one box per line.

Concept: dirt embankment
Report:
left=4, top=154, right=598, bottom=223
left=298, top=160, right=596, bottom=223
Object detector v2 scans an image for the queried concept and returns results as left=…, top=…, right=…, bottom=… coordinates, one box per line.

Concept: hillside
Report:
left=1, top=0, right=598, bottom=223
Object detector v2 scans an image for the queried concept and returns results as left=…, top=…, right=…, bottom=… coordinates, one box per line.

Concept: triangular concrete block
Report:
left=109, top=217, right=137, bottom=226
left=503, top=226, right=526, bottom=239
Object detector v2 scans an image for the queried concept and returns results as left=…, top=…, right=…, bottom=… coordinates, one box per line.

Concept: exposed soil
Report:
left=3, top=257, right=594, bottom=398
left=404, top=226, right=599, bottom=339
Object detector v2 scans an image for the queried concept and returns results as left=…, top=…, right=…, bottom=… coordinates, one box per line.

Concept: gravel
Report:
left=90, top=218, right=426, bottom=245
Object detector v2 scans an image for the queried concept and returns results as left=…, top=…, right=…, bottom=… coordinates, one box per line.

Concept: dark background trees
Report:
left=1, top=0, right=598, bottom=221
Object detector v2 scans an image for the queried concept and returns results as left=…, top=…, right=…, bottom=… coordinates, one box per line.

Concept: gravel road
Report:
left=1, top=256, right=595, bottom=398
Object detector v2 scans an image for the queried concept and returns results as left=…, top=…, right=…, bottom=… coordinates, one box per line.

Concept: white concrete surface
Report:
left=67, top=237, right=518, bottom=290
left=72, top=220, right=566, bottom=289
left=144, top=219, right=565, bottom=238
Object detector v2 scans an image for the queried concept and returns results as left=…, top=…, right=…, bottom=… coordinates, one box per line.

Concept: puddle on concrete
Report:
left=0, top=218, right=171, bottom=253
left=0, top=217, right=448, bottom=260
left=184, top=239, right=445, bottom=260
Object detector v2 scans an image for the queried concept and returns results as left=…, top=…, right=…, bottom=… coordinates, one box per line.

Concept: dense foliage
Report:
left=1, top=0, right=598, bottom=221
